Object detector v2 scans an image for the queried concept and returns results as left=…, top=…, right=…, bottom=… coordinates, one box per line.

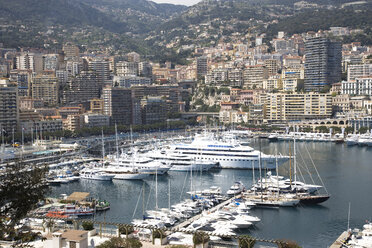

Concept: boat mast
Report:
left=115, top=123, right=119, bottom=159
left=190, top=162, right=193, bottom=194
left=276, top=149, right=279, bottom=199
left=347, top=202, right=351, bottom=230
left=294, top=137, right=297, bottom=184
left=155, top=167, right=158, bottom=210
left=168, top=179, right=171, bottom=210
left=252, top=160, right=255, bottom=194
left=101, top=129, right=105, bottom=167
left=289, top=140, right=292, bottom=188
left=259, top=139, right=263, bottom=201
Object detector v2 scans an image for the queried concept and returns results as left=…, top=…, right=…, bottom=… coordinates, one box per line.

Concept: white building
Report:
left=347, top=64, right=372, bottom=81
left=342, top=77, right=372, bottom=96
left=113, top=75, right=151, bottom=88
left=282, top=78, right=298, bottom=92
left=83, top=113, right=110, bottom=128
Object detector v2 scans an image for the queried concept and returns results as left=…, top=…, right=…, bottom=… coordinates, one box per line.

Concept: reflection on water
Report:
left=51, top=140, right=372, bottom=248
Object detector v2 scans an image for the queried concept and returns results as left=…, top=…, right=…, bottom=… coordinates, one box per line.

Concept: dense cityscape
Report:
left=1, top=0, right=372, bottom=248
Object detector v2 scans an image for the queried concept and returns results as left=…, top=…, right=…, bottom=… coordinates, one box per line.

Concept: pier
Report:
left=330, top=231, right=351, bottom=248
left=173, top=194, right=242, bottom=230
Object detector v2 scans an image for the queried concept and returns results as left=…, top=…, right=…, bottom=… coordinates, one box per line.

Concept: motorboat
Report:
left=226, top=181, right=245, bottom=196
left=80, top=168, right=114, bottom=181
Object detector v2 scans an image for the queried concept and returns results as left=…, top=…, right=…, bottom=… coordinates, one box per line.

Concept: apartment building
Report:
left=265, top=93, right=332, bottom=121
left=31, top=74, right=59, bottom=106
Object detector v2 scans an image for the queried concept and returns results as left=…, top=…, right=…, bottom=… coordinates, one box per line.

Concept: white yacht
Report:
left=80, top=168, right=114, bottom=181
left=102, top=166, right=151, bottom=180
left=109, top=154, right=171, bottom=175
left=226, top=181, right=245, bottom=196
left=144, top=150, right=217, bottom=172
left=169, top=132, right=289, bottom=169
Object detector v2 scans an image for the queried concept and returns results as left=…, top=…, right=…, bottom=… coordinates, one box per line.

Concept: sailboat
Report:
left=244, top=141, right=299, bottom=207
left=80, top=130, right=114, bottom=181
left=103, top=126, right=151, bottom=180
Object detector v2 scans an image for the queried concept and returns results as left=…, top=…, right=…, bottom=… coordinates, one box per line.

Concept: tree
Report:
left=96, top=237, right=142, bottom=248
left=82, top=221, right=94, bottom=231
left=277, top=240, right=302, bottom=248
left=0, top=163, right=48, bottom=240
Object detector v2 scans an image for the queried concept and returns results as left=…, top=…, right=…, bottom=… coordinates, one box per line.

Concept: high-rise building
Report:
left=116, top=61, right=138, bottom=77
left=347, top=64, right=372, bottom=82
left=43, top=54, right=60, bottom=71
left=264, top=59, right=280, bottom=75
left=138, top=61, right=152, bottom=78
left=304, top=37, right=342, bottom=91
left=0, top=80, right=18, bottom=133
left=103, top=87, right=132, bottom=125
left=9, top=69, right=33, bottom=97
left=31, top=75, right=59, bottom=106
left=16, top=53, right=43, bottom=73
left=196, top=57, right=208, bottom=77
left=89, top=60, right=110, bottom=86
left=141, top=96, right=167, bottom=124
left=243, top=65, right=268, bottom=89
left=62, top=71, right=100, bottom=105
left=62, top=43, right=79, bottom=59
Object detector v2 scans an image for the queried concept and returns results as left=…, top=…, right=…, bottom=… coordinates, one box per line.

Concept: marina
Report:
left=41, top=132, right=372, bottom=247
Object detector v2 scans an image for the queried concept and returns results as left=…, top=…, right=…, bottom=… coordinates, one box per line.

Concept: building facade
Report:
left=304, top=37, right=342, bottom=91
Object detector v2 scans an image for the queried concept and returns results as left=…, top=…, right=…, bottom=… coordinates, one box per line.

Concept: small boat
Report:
left=226, top=181, right=245, bottom=196
left=95, top=200, right=110, bottom=211
left=268, top=133, right=278, bottom=142
left=46, top=204, right=95, bottom=217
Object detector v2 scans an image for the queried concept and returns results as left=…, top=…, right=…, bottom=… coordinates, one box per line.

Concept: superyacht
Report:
left=168, top=132, right=289, bottom=169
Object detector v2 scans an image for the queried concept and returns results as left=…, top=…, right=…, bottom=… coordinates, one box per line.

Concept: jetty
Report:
left=330, top=231, right=351, bottom=248
left=173, top=194, right=242, bottom=230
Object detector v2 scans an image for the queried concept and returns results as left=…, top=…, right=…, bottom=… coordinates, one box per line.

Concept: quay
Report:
left=329, top=231, right=351, bottom=248
left=173, top=194, right=242, bottom=230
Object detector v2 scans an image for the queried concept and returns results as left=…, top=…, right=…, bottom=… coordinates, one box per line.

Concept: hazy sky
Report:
left=152, top=0, right=202, bottom=6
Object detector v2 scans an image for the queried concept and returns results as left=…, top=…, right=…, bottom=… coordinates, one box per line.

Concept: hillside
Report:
left=0, top=0, right=126, bottom=32
left=146, top=0, right=372, bottom=50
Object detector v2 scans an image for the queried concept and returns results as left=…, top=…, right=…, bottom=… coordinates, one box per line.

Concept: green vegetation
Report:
left=2, top=119, right=197, bottom=143
left=82, top=221, right=94, bottom=231
left=0, top=163, right=48, bottom=241
left=277, top=239, right=302, bottom=248
left=267, top=7, right=372, bottom=44
left=96, top=237, right=142, bottom=248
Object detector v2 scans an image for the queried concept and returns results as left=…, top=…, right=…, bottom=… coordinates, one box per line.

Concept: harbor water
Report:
left=50, top=139, right=372, bottom=247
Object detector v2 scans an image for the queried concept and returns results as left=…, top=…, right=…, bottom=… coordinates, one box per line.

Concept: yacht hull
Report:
left=299, top=195, right=330, bottom=204
left=113, top=173, right=150, bottom=180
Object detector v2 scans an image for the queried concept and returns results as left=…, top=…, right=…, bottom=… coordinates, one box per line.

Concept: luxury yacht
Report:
left=80, top=168, right=114, bottom=181
left=169, top=132, right=289, bottom=169
left=109, top=154, right=171, bottom=175
left=143, top=150, right=217, bottom=172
